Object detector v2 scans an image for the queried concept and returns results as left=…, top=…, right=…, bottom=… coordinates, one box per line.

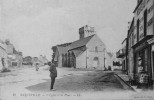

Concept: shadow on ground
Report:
left=26, top=79, right=51, bottom=92
left=26, top=72, right=128, bottom=93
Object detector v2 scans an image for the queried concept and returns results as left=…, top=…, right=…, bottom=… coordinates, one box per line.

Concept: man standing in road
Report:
left=48, top=61, right=57, bottom=91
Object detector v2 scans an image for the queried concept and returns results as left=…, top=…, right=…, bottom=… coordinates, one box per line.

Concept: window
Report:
left=148, top=18, right=153, bottom=26
left=148, top=4, right=153, bottom=14
left=144, top=9, right=147, bottom=36
left=95, top=46, right=98, bottom=52
left=137, top=19, right=140, bottom=42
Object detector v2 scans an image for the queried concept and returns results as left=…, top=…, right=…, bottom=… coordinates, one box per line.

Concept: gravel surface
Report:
left=26, top=70, right=125, bottom=93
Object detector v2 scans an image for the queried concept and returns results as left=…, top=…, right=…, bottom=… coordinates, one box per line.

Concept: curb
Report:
left=114, top=73, right=135, bottom=92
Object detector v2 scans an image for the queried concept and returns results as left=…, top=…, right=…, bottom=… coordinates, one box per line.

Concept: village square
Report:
left=0, top=0, right=154, bottom=100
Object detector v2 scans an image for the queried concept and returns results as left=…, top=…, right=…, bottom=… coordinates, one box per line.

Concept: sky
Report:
left=0, top=0, right=137, bottom=60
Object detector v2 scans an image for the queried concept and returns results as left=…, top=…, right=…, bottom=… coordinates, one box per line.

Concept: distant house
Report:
left=0, top=39, right=7, bottom=71
left=13, top=50, right=23, bottom=67
left=105, top=52, right=113, bottom=70
left=5, top=40, right=23, bottom=67
left=38, top=55, right=48, bottom=66
left=23, top=56, right=32, bottom=65
left=32, top=57, right=39, bottom=63
left=116, top=38, right=127, bottom=72
left=52, top=25, right=110, bottom=70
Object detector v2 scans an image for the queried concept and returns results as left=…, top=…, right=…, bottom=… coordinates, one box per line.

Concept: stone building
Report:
left=13, top=50, right=23, bottom=67
left=0, top=39, right=7, bottom=71
left=106, top=52, right=115, bottom=70
left=127, top=18, right=135, bottom=82
left=32, top=57, right=39, bottom=66
left=132, top=0, right=154, bottom=88
left=5, top=40, right=23, bottom=67
left=52, top=43, right=72, bottom=67
left=23, top=56, right=32, bottom=65
left=116, top=38, right=127, bottom=72
left=125, top=0, right=154, bottom=88
left=52, top=25, right=110, bottom=70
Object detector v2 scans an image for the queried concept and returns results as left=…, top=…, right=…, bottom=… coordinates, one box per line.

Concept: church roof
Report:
left=53, top=34, right=95, bottom=56
left=72, top=49, right=85, bottom=57
left=68, top=35, right=95, bottom=50
left=52, top=42, right=72, bottom=55
left=57, top=42, right=72, bottom=47
left=57, top=46, right=70, bottom=55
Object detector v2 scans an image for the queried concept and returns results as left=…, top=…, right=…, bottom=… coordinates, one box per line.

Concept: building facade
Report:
left=127, top=18, right=135, bottom=82
left=52, top=25, right=111, bottom=70
left=68, top=34, right=106, bottom=70
left=23, top=56, right=32, bottom=65
left=106, top=52, right=115, bottom=70
left=0, top=40, right=7, bottom=71
left=13, top=50, right=23, bottom=67
left=116, top=38, right=127, bottom=72
left=126, top=0, right=154, bottom=88
left=5, top=40, right=23, bottom=67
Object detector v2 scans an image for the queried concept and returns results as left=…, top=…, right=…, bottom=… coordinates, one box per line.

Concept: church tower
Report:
left=79, top=25, right=95, bottom=40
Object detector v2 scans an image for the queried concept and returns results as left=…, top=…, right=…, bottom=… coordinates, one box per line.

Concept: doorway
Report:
left=93, top=57, right=99, bottom=68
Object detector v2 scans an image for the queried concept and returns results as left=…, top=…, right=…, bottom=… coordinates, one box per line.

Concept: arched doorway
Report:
left=93, top=57, right=99, bottom=68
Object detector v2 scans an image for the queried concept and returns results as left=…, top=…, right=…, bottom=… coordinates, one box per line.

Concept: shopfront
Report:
left=133, top=40, right=153, bottom=88
left=148, top=38, right=154, bottom=89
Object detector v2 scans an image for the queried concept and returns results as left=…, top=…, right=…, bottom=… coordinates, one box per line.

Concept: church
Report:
left=52, top=25, right=111, bottom=70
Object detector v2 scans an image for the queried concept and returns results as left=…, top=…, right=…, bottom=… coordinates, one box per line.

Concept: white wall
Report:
left=58, top=55, right=62, bottom=67
left=76, top=50, right=86, bottom=68
left=87, top=50, right=104, bottom=70
left=86, top=35, right=106, bottom=70
left=106, top=53, right=113, bottom=69
left=128, top=48, right=134, bottom=80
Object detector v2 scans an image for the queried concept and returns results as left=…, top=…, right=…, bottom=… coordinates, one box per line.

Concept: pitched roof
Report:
left=72, top=49, right=85, bottom=57
left=57, top=46, right=70, bottom=55
left=52, top=42, right=72, bottom=55
left=57, top=42, right=72, bottom=47
left=68, top=35, right=95, bottom=50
